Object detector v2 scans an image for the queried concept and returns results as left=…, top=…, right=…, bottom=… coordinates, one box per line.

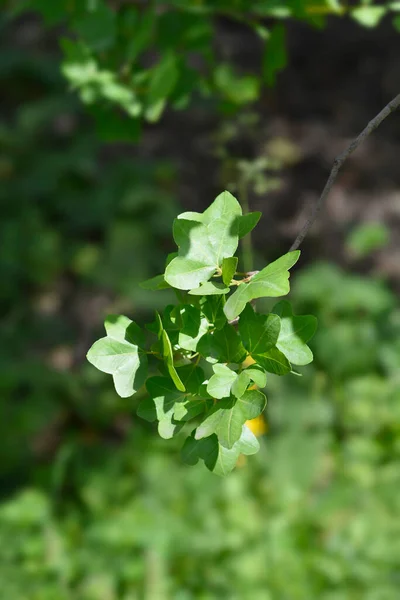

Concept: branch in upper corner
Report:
left=290, top=93, right=400, bottom=252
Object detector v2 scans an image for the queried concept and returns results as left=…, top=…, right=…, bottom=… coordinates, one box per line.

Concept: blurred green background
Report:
left=1, top=2, right=400, bottom=599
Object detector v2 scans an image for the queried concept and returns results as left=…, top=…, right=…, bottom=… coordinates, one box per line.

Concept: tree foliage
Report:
left=10, top=0, right=400, bottom=139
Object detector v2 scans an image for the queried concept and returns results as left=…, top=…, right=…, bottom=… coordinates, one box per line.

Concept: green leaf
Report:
left=221, top=257, right=238, bottom=286
left=197, top=323, right=246, bottom=364
left=123, top=8, right=154, bottom=62
left=200, top=295, right=227, bottom=330
left=231, top=371, right=251, bottom=398
left=181, top=426, right=259, bottom=475
left=236, top=212, right=262, bottom=239
left=138, top=371, right=210, bottom=438
left=165, top=191, right=242, bottom=290
left=195, top=389, right=266, bottom=448
left=178, top=305, right=208, bottom=352
left=87, top=314, right=147, bottom=398
left=181, top=434, right=218, bottom=467
left=346, top=222, right=390, bottom=258
left=139, top=274, right=170, bottom=290
left=272, top=300, right=317, bottom=365
left=164, top=256, right=217, bottom=290
left=175, top=364, right=206, bottom=394
left=352, top=6, right=386, bottom=28
left=223, top=250, right=300, bottom=321
left=254, top=347, right=291, bottom=375
left=189, top=281, right=229, bottom=295
left=212, top=425, right=260, bottom=476
left=206, top=364, right=238, bottom=399
left=207, top=364, right=251, bottom=400
left=238, top=304, right=281, bottom=354
left=214, top=64, right=260, bottom=105
left=155, top=312, right=185, bottom=391
left=145, top=52, right=179, bottom=121
left=73, top=3, right=117, bottom=51
left=244, top=365, right=267, bottom=388
left=138, top=377, right=183, bottom=439
left=263, top=23, right=287, bottom=87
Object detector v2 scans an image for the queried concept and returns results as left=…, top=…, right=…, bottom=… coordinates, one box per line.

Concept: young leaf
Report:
left=87, top=315, right=147, bottom=398
left=221, top=257, right=238, bottom=286
left=206, top=364, right=238, bottom=399
left=178, top=305, right=208, bottom=352
left=181, top=426, right=259, bottom=476
left=231, top=371, right=251, bottom=398
left=137, top=377, right=184, bottom=439
left=212, top=425, right=260, bottom=476
left=236, top=212, right=262, bottom=239
left=181, top=434, right=218, bottom=467
left=254, top=347, right=291, bottom=375
left=224, top=250, right=300, bottom=320
left=200, top=295, right=227, bottom=330
left=138, top=372, right=210, bottom=437
left=165, top=191, right=242, bottom=290
left=263, top=23, right=287, bottom=87
left=140, top=274, right=170, bottom=290
left=197, top=323, right=247, bottom=364
left=195, top=389, right=266, bottom=448
left=189, top=281, right=230, bottom=295
left=176, top=364, right=206, bottom=394
left=272, top=300, right=317, bottom=365
left=243, top=365, right=267, bottom=388
left=238, top=304, right=281, bottom=354
left=155, top=312, right=185, bottom=391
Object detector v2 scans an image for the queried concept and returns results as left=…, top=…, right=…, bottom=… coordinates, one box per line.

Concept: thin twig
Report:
left=290, top=93, right=400, bottom=252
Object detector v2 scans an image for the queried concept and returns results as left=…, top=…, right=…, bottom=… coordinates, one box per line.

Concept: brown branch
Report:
left=290, top=93, right=400, bottom=252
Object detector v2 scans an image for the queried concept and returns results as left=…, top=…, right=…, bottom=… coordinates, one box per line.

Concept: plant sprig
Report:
left=87, top=191, right=317, bottom=475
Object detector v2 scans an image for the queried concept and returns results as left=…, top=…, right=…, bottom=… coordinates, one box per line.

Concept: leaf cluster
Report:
left=16, top=1, right=400, bottom=139
left=87, top=191, right=317, bottom=474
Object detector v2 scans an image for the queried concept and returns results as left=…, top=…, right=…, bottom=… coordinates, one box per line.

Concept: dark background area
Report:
left=1, top=7, right=400, bottom=599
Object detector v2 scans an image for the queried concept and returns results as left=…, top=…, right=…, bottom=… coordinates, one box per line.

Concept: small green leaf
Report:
left=196, top=389, right=266, bottom=448
left=165, top=191, right=242, bottom=290
left=352, top=6, right=386, bottom=28
left=87, top=315, right=147, bottom=398
left=272, top=300, right=317, bottom=365
left=221, top=257, right=238, bottom=286
left=238, top=304, right=281, bottom=354
left=231, top=371, right=251, bottom=399
left=189, top=281, right=230, bottom=295
left=212, top=425, right=260, bottom=476
left=73, top=3, right=116, bottom=51
left=236, top=212, right=262, bottom=239
left=182, top=426, right=259, bottom=475
left=146, top=52, right=179, bottom=116
left=244, top=365, right=267, bottom=388
left=178, top=305, right=208, bottom=352
left=224, top=251, right=300, bottom=321
left=164, top=257, right=217, bottom=290
left=254, top=347, right=291, bottom=375
left=200, top=295, right=227, bottom=330
left=138, top=377, right=183, bottom=439
left=140, top=274, right=170, bottom=290
left=263, top=23, right=287, bottom=86
left=197, top=323, right=247, bottom=364
left=206, top=364, right=237, bottom=399
left=155, top=312, right=185, bottom=391
left=123, top=8, right=154, bottom=62
left=181, top=434, right=218, bottom=467
left=175, top=364, right=206, bottom=394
